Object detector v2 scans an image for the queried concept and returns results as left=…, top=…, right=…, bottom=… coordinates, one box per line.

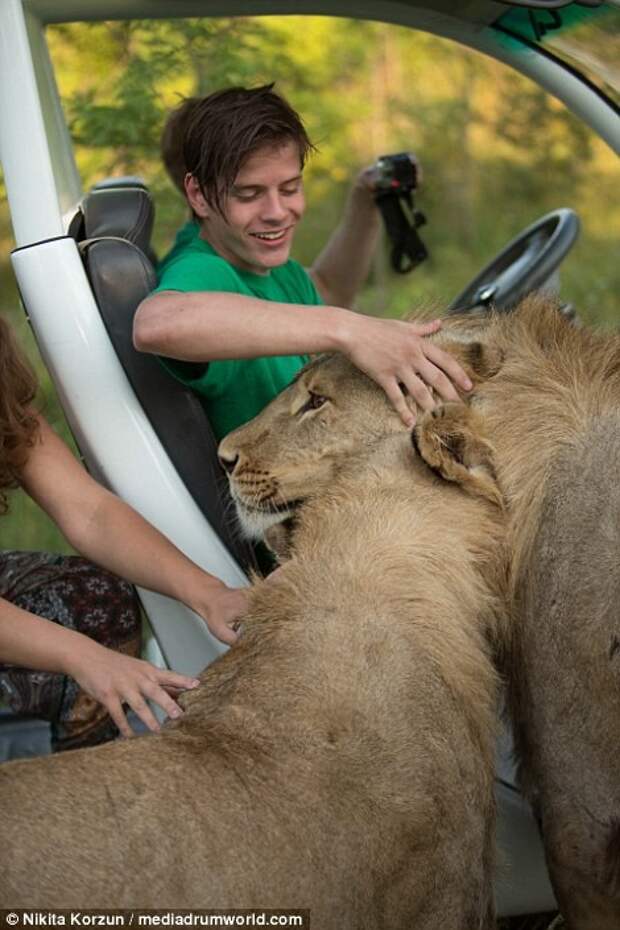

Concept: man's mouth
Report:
left=249, top=229, right=289, bottom=242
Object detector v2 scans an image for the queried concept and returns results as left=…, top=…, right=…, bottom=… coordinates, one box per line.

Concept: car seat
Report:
left=71, top=180, right=257, bottom=572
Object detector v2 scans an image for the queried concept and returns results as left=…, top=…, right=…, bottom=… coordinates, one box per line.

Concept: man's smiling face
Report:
left=186, top=139, right=305, bottom=275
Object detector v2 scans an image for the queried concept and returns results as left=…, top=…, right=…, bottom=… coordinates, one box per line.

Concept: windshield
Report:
left=494, top=3, right=620, bottom=106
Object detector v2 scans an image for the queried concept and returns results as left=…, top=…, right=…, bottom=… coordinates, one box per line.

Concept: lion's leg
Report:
left=540, top=805, right=620, bottom=930
left=510, top=419, right=620, bottom=930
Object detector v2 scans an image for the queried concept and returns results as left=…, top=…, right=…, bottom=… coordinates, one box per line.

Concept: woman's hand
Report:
left=66, top=640, right=200, bottom=738
left=20, top=417, right=248, bottom=649
left=189, top=582, right=250, bottom=646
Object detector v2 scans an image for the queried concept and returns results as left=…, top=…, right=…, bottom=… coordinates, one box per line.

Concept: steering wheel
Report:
left=447, top=208, right=580, bottom=315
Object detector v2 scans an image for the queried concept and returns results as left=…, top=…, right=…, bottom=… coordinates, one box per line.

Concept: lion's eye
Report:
left=300, top=392, right=328, bottom=415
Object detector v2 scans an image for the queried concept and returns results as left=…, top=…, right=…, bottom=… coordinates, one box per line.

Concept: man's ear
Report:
left=412, top=403, right=503, bottom=508
left=184, top=173, right=209, bottom=219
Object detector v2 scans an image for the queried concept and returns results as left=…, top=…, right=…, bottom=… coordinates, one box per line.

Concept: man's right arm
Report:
left=133, top=289, right=472, bottom=426
left=133, top=289, right=351, bottom=362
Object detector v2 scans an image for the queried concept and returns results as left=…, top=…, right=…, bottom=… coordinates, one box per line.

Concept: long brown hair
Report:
left=0, top=315, right=39, bottom=513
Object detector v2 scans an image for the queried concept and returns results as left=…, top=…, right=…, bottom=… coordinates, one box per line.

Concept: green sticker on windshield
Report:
left=494, top=3, right=612, bottom=48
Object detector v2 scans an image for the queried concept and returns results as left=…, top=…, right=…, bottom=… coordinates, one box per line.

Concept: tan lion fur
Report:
left=1, top=389, right=506, bottom=929
left=216, top=370, right=509, bottom=929
left=437, top=296, right=620, bottom=930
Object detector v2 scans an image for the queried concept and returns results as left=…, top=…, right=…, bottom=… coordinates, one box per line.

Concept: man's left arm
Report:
left=309, top=168, right=381, bottom=309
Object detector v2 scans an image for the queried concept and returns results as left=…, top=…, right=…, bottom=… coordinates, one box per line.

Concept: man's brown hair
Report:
left=0, top=316, right=39, bottom=513
left=161, top=96, right=201, bottom=195
left=183, top=84, right=315, bottom=215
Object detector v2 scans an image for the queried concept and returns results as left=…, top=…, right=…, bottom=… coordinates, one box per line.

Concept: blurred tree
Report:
left=38, top=15, right=620, bottom=315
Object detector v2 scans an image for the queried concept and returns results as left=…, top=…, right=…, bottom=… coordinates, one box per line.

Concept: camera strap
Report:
left=375, top=191, right=429, bottom=274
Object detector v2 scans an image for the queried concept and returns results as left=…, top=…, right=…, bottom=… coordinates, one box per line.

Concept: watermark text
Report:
left=1, top=910, right=309, bottom=929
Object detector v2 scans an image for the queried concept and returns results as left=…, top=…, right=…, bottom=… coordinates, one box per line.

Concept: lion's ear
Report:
left=465, top=341, right=504, bottom=381
left=447, top=341, right=504, bottom=386
left=412, top=403, right=503, bottom=508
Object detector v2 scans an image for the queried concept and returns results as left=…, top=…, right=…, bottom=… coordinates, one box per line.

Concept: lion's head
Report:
left=217, top=354, right=402, bottom=539
left=218, top=340, right=502, bottom=542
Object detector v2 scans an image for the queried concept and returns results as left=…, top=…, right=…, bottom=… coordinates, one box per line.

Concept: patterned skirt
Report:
left=0, top=551, right=141, bottom=752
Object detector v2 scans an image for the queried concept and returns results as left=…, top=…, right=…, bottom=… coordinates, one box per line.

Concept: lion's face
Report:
left=218, top=354, right=404, bottom=539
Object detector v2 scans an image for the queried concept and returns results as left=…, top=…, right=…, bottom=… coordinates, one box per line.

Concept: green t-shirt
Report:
left=153, top=232, right=323, bottom=440
left=158, top=219, right=200, bottom=273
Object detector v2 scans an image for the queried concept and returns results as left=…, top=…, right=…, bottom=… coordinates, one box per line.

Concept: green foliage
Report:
left=0, top=14, right=618, bottom=550
left=42, top=16, right=620, bottom=323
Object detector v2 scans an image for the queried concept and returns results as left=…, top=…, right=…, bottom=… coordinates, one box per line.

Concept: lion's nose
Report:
left=218, top=451, right=239, bottom=475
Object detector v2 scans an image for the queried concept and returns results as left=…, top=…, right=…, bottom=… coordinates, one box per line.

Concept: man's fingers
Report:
left=414, top=358, right=461, bottom=403
left=382, top=373, right=438, bottom=424
left=409, top=319, right=442, bottom=337
left=381, top=378, right=416, bottom=427
left=424, top=342, right=473, bottom=391
left=399, top=371, right=436, bottom=413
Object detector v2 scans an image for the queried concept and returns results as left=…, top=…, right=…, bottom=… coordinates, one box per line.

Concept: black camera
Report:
left=372, top=151, right=428, bottom=274
left=373, top=152, right=419, bottom=196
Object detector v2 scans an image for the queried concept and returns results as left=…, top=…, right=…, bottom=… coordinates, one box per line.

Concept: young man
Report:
left=135, top=84, right=471, bottom=441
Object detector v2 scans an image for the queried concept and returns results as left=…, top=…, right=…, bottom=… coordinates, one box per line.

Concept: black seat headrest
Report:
left=80, top=187, right=154, bottom=254
left=92, top=175, right=148, bottom=191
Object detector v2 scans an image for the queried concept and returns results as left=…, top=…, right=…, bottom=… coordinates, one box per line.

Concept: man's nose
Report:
left=261, top=191, right=288, bottom=222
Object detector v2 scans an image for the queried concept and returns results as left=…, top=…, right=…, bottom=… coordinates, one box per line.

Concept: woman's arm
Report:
left=21, top=417, right=249, bottom=646
left=0, top=596, right=200, bottom=736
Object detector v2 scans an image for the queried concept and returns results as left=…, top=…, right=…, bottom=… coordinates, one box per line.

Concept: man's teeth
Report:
left=252, top=231, right=286, bottom=240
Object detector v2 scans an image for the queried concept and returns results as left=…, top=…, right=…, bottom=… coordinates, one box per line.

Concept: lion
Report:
left=434, top=295, right=620, bottom=930
left=0, top=385, right=506, bottom=928
left=219, top=292, right=620, bottom=929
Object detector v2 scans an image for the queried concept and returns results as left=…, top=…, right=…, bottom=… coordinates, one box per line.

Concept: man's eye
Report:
left=281, top=186, right=300, bottom=197
left=300, top=392, right=328, bottom=414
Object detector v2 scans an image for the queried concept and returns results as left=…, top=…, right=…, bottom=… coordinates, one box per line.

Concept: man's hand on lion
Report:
left=340, top=315, right=473, bottom=428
